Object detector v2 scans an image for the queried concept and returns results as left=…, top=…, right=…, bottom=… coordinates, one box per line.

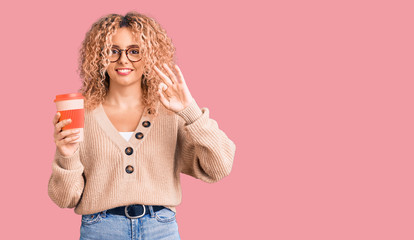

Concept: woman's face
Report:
left=106, top=27, right=145, bottom=87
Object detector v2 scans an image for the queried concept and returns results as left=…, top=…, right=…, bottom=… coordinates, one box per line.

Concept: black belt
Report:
left=106, top=204, right=165, bottom=219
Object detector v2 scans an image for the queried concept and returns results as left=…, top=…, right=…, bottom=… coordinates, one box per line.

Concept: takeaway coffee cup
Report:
left=54, top=93, right=85, bottom=142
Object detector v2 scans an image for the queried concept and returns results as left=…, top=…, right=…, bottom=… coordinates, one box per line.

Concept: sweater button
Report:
left=135, top=132, right=144, bottom=139
left=125, top=165, right=134, bottom=174
left=125, top=147, right=133, bottom=155
left=142, top=121, right=151, bottom=128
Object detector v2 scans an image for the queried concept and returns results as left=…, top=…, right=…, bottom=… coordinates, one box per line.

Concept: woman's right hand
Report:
left=53, top=112, right=80, bottom=157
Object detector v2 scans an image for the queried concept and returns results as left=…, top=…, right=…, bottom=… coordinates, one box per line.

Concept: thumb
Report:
left=158, top=82, right=168, bottom=91
left=157, top=84, right=170, bottom=107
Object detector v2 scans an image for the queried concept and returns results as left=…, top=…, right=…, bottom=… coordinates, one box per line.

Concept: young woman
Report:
left=48, top=12, right=236, bottom=240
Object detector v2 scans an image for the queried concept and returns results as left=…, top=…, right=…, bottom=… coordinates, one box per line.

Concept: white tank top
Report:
left=119, top=132, right=134, bottom=141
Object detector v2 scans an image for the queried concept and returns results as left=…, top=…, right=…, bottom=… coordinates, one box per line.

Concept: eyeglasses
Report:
left=109, top=47, right=142, bottom=62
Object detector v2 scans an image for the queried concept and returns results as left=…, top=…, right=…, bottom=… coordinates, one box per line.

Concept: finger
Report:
left=158, top=82, right=168, bottom=91
left=174, top=65, right=185, bottom=84
left=57, top=129, right=80, bottom=141
left=154, top=65, right=173, bottom=86
left=158, top=82, right=170, bottom=98
left=53, top=112, right=61, bottom=125
left=162, top=63, right=178, bottom=85
left=62, top=134, right=80, bottom=144
left=57, top=119, right=71, bottom=132
left=157, top=85, right=170, bottom=107
left=55, top=133, right=79, bottom=146
left=55, top=118, right=72, bottom=134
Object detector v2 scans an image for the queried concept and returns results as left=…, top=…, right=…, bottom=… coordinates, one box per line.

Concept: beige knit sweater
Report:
left=48, top=98, right=236, bottom=215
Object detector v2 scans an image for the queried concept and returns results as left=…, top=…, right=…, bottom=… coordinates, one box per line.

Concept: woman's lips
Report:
left=116, top=69, right=133, bottom=76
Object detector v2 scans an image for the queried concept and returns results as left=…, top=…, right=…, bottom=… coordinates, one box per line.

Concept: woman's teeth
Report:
left=116, top=69, right=133, bottom=75
left=117, top=69, right=131, bottom=73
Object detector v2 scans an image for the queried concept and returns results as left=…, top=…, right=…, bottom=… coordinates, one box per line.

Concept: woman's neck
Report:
left=104, top=84, right=144, bottom=109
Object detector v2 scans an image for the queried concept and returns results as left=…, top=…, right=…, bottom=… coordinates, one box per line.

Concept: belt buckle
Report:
left=125, top=205, right=146, bottom=219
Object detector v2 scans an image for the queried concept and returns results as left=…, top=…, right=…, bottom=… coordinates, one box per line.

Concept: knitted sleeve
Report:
left=47, top=146, right=85, bottom=208
left=175, top=98, right=236, bottom=183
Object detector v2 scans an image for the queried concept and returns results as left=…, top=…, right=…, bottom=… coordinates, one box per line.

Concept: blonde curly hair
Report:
left=77, top=11, right=176, bottom=116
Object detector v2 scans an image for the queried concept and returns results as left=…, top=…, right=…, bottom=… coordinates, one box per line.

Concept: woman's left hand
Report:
left=154, top=63, right=194, bottom=113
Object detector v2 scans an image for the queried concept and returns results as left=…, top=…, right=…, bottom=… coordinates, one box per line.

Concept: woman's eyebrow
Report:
left=112, top=44, right=139, bottom=48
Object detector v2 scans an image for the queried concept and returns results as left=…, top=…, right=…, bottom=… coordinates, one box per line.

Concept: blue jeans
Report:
left=80, top=206, right=181, bottom=240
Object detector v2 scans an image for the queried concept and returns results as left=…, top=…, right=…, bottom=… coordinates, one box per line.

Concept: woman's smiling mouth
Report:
left=116, top=68, right=133, bottom=75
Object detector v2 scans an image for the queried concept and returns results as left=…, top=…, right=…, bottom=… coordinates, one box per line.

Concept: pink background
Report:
left=1, top=0, right=413, bottom=239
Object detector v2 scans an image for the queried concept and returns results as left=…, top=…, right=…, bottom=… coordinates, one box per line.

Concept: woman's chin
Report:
left=110, top=74, right=142, bottom=84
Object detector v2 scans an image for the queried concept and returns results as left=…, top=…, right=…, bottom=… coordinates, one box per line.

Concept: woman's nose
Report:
left=119, top=50, right=130, bottom=63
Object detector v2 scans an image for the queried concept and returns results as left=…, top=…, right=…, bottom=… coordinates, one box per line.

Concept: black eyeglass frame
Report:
left=109, top=47, right=142, bottom=63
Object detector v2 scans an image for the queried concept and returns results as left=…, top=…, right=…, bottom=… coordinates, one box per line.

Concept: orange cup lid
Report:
left=54, top=93, right=85, bottom=102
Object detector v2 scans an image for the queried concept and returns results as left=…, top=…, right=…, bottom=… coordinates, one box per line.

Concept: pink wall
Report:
left=1, top=0, right=414, bottom=239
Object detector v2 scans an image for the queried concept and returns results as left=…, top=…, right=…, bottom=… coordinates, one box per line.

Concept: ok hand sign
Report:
left=154, top=63, right=194, bottom=113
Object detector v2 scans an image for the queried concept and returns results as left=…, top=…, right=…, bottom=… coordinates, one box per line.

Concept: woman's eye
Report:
left=111, top=49, right=119, bottom=54
left=130, top=49, right=139, bottom=54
